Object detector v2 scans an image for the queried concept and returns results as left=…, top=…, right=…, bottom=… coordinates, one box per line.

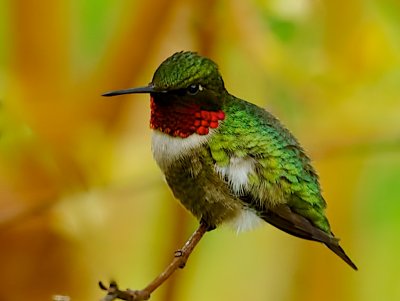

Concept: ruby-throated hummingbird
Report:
left=103, top=51, right=357, bottom=270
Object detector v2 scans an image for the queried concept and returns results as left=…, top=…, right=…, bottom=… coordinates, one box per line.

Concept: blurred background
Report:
left=1, top=0, right=400, bottom=300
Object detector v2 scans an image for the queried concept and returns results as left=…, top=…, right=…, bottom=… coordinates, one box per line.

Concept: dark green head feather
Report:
left=152, top=51, right=225, bottom=92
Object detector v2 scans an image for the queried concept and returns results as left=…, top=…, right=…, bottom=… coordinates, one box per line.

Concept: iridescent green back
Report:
left=210, top=96, right=331, bottom=233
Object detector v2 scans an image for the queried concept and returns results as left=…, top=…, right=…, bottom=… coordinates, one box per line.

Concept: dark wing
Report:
left=252, top=200, right=358, bottom=270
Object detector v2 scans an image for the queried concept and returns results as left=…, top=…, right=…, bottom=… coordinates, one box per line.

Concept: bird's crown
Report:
left=151, top=51, right=225, bottom=92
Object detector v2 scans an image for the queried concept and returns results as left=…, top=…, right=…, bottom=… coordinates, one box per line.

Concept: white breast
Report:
left=151, top=130, right=213, bottom=171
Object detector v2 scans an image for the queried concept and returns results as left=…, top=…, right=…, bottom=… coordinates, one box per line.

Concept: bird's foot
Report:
left=200, top=219, right=216, bottom=232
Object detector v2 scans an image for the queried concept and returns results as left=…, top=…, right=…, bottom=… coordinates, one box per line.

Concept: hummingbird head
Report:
left=151, top=51, right=225, bottom=93
left=103, top=51, right=227, bottom=138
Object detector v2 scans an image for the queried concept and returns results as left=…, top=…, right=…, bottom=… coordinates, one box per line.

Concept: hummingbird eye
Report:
left=187, top=84, right=203, bottom=95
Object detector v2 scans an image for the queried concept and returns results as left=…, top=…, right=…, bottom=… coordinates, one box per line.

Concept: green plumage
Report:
left=104, top=51, right=357, bottom=270
left=211, top=96, right=330, bottom=232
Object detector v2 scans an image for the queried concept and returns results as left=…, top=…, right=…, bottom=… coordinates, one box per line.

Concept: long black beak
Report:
left=102, top=85, right=159, bottom=97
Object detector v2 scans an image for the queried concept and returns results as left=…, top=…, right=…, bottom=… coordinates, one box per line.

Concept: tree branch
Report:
left=99, top=222, right=209, bottom=301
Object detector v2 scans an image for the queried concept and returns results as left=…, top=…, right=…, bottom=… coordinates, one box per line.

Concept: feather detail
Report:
left=215, top=156, right=256, bottom=195
left=227, top=208, right=264, bottom=234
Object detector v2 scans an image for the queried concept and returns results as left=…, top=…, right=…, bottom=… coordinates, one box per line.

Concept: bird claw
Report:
left=99, top=281, right=151, bottom=301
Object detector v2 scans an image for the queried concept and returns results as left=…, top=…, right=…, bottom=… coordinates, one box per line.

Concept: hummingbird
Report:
left=103, top=51, right=357, bottom=270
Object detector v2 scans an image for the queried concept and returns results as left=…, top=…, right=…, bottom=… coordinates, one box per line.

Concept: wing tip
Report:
left=326, top=243, right=358, bottom=271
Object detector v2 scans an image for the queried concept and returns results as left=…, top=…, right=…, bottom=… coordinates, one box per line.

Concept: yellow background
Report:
left=1, top=1, right=400, bottom=300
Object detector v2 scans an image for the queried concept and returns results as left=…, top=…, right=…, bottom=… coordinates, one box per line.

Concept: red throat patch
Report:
left=150, top=96, right=225, bottom=138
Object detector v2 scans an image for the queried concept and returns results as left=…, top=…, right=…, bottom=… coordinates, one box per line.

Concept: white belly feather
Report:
left=227, top=208, right=264, bottom=233
left=215, top=156, right=256, bottom=195
left=215, top=156, right=263, bottom=233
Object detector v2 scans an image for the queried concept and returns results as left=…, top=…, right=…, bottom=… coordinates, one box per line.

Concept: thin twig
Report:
left=99, top=222, right=209, bottom=301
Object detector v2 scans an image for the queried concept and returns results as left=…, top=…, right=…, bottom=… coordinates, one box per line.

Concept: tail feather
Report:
left=259, top=204, right=358, bottom=270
